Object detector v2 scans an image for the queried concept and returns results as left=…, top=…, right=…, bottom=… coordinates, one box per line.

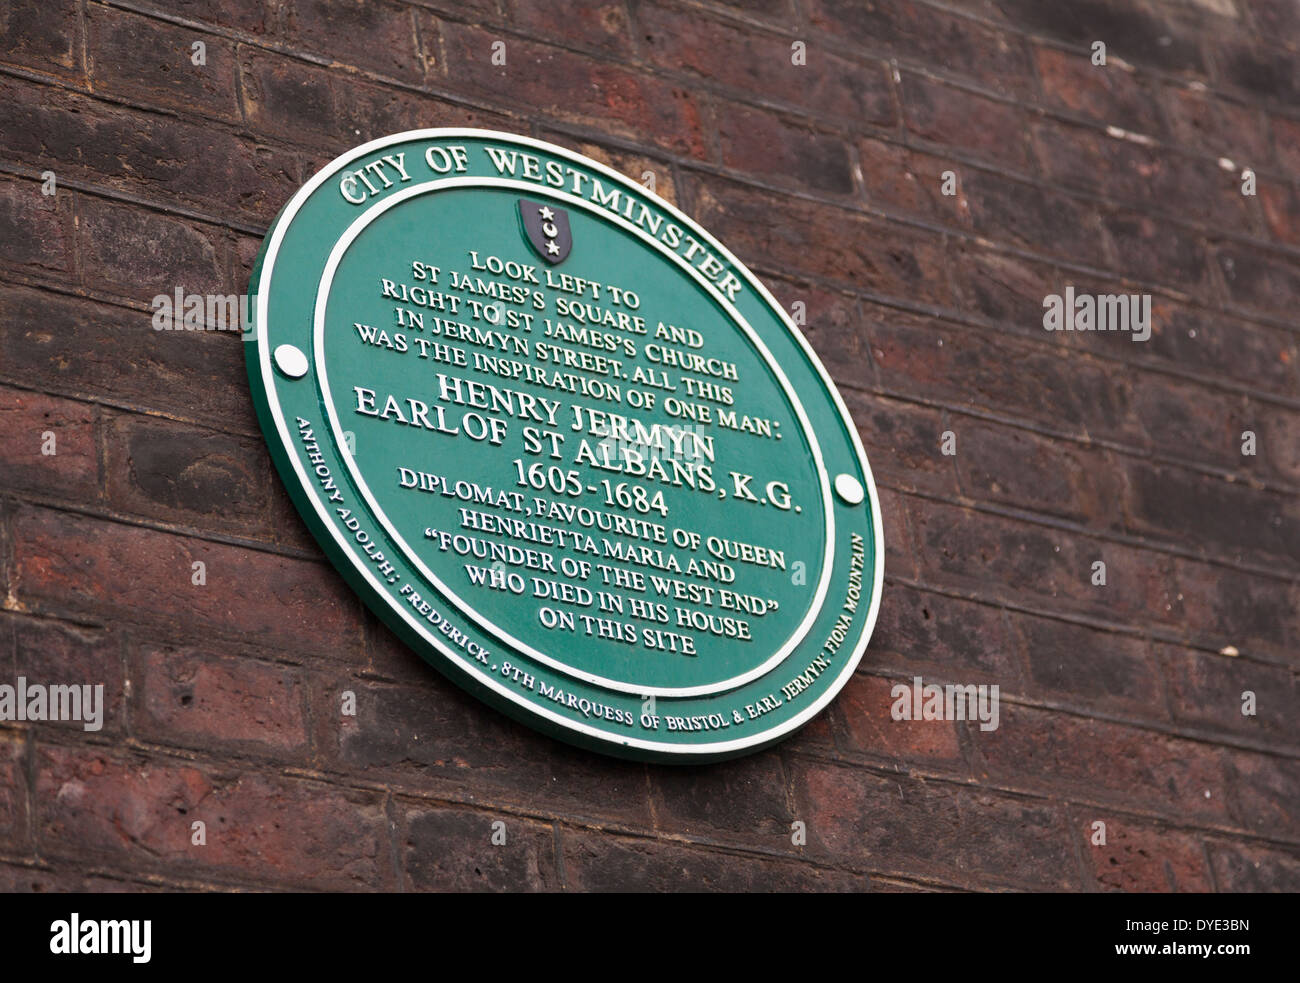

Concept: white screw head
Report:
left=274, top=343, right=309, bottom=378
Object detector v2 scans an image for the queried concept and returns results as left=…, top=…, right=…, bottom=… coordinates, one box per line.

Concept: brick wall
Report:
left=1, top=0, right=1297, bottom=892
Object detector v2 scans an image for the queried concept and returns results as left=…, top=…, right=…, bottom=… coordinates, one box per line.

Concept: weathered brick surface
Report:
left=0, top=0, right=1295, bottom=892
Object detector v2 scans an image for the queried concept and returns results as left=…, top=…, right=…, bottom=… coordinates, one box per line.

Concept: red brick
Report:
left=86, top=6, right=241, bottom=123
left=508, top=0, right=632, bottom=53
left=1079, top=816, right=1213, bottom=892
left=133, top=645, right=309, bottom=756
left=126, top=0, right=272, bottom=35
left=0, top=387, right=99, bottom=502
left=1102, top=208, right=1212, bottom=297
left=440, top=22, right=709, bottom=159
left=876, top=487, right=915, bottom=581
left=1035, top=46, right=1167, bottom=137
left=36, top=744, right=393, bottom=889
left=900, top=73, right=1034, bottom=173
left=835, top=673, right=966, bottom=770
left=536, top=131, right=679, bottom=207
left=858, top=138, right=964, bottom=227
left=9, top=505, right=362, bottom=653
left=790, top=758, right=1079, bottom=889
left=969, top=704, right=1230, bottom=825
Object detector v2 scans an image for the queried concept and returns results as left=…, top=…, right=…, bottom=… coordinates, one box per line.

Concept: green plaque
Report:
left=246, top=129, right=884, bottom=762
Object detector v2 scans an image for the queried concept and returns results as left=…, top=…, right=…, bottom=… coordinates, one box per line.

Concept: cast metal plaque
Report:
left=246, top=129, right=883, bottom=761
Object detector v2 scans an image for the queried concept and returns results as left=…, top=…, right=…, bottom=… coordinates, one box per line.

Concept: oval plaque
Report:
left=246, top=129, right=884, bottom=762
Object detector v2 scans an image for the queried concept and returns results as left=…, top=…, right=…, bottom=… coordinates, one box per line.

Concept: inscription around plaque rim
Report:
left=246, top=128, right=884, bottom=762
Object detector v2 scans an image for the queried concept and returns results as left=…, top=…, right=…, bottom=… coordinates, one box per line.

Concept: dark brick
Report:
left=803, top=0, right=1035, bottom=98
left=865, top=585, right=1017, bottom=688
left=0, top=178, right=73, bottom=276
left=0, top=75, right=300, bottom=227
left=1010, top=613, right=1164, bottom=720
left=911, top=498, right=1184, bottom=628
left=1222, top=747, right=1300, bottom=840
left=86, top=6, right=241, bottom=122
left=282, top=0, right=434, bottom=82
left=0, top=287, right=259, bottom=436
left=690, top=177, right=952, bottom=304
left=1162, top=85, right=1269, bottom=163
left=1160, top=643, right=1297, bottom=743
left=561, top=828, right=868, bottom=891
left=126, top=0, right=272, bottom=35
left=0, top=387, right=99, bottom=502
left=716, top=106, right=855, bottom=195
left=638, top=1, right=896, bottom=125
left=0, top=732, right=27, bottom=850
left=995, top=0, right=1207, bottom=76
left=103, top=412, right=273, bottom=539
left=323, top=675, right=655, bottom=827
left=12, top=615, right=125, bottom=736
left=76, top=194, right=225, bottom=300
left=1121, top=460, right=1300, bottom=571
left=402, top=806, right=558, bottom=891
left=1140, top=300, right=1298, bottom=398
left=1172, top=557, right=1297, bottom=663
left=1102, top=208, right=1211, bottom=296
left=1209, top=841, right=1300, bottom=891
left=844, top=391, right=957, bottom=497
left=648, top=752, right=791, bottom=849
left=1216, top=41, right=1300, bottom=105
left=0, top=0, right=84, bottom=80
left=954, top=420, right=1124, bottom=527
left=1216, top=241, right=1300, bottom=318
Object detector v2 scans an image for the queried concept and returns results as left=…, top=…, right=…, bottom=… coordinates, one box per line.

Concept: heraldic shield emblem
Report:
left=518, top=198, right=573, bottom=264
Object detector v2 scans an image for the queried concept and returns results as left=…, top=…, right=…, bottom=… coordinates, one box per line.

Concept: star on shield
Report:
left=518, top=199, right=572, bottom=265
